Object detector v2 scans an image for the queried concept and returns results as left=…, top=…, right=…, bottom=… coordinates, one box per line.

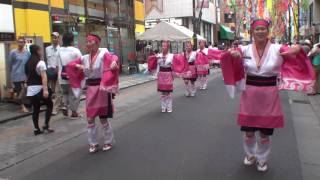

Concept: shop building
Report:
left=0, top=0, right=140, bottom=99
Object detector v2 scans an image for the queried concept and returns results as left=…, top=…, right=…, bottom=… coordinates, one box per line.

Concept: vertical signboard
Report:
left=0, top=0, right=15, bottom=41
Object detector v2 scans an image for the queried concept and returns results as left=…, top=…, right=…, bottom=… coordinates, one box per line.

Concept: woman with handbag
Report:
left=25, top=45, right=54, bottom=135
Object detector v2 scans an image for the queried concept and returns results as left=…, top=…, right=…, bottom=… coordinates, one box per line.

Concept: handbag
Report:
left=59, top=53, right=69, bottom=80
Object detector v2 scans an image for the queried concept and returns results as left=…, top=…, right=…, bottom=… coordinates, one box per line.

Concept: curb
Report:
left=0, top=78, right=156, bottom=125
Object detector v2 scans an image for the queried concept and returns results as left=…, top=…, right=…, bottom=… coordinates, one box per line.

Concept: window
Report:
left=203, top=22, right=211, bottom=42
left=182, top=18, right=189, bottom=28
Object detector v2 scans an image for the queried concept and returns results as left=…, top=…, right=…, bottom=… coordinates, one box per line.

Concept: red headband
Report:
left=87, top=35, right=100, bottom=44
left=251, top=20, right=269, bottom=30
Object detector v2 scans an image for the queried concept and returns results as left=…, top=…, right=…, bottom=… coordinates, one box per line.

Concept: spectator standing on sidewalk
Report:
left=9, top=36, right=30, bottom=113
left=301, top=39, right=312, bottom=54
left=46, top=32, right=61, bottom=115
left=58, top=33, right=82, bottom=118
left=25, top=45, right=54, bottom=135
left=308, top=43, right=320, bottom=95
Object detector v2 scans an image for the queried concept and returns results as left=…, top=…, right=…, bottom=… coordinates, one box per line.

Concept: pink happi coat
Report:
left=172, top=53, right=189, bottom=77
left=195, top=50, right=210, bottom=75
left=219, top=50, right=245, bottom=98
left=66, top=52, right=119, bottom=94
left=219, top=44, right=316, bottom=128
left=148, top=53, right=189, bottom=91
left=182, top=51, right=197, bottom=79
left=207, top=48, right=223, bottom=64
left=100, top=53, right=120, bottom=94
left=148, top=55, right=157, bottom=73
left=67, top=51, right=119, bottom=118
left=279, top=46, right=316, bottom=93
left=147, top=53, right=189, bottom=76
left=66, top=57, right=85, bottom=98
left=220, top=46, right=316, bottom=98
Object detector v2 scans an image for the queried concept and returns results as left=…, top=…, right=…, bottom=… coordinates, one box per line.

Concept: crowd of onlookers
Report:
left=9, top=32, right=82, bottom=135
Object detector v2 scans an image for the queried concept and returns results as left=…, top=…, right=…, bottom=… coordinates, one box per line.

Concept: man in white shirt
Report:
left=58, top=33, right=82, bottom=118
left=46, top=32, right=60, bottom=115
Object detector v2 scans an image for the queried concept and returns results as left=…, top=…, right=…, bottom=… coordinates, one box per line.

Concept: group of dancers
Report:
left=63, top=18, right=316, bottom=173
left=148, top=39, right=219, bottom=113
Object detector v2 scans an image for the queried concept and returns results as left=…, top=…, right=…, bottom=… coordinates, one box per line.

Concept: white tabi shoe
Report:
left=190, top=92, right=195, bottom=97
left=244, top=156, right=256, bottom=166
left=203, top=85, right=207, bottom=90
left=167, top=108, right=173, bottom=113
left=102, top=144, right=113, bottom=152
left=161, top=108, right=166, bottom=113
left=256, top=162, right=268, bottom=172
left=89, top=144, right=99, bottom=153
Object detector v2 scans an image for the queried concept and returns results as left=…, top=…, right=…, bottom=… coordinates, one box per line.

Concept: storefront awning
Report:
left=220, top=25, right=235, bottom=40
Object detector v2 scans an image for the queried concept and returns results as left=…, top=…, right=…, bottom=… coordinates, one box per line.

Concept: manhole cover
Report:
left=290, top=99, right=311, bottom=104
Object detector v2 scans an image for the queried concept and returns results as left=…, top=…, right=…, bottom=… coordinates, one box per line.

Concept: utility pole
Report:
left=297, top=0, right=300, bottom=41
left=192, top=0, right=197, bottom=50
left=288, top=3, right=292, bottom=45
left=84, top=0, right=89, bottom=34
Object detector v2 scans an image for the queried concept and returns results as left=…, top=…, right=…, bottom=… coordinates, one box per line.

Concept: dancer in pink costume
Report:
left=182, top=41, right=197, bottom=97
left=196, top=40, right=210, bottom=90
left=67, top=34, right=119, bottom=153
left=148, top=41, right=189, bottom=113
left=220, top=19, right=315, bottom=172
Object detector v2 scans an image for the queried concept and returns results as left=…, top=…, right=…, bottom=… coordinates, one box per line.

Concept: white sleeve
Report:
left=239, top=45, right=248, bottom=53
left=45, top=47, right=49, bottom=59
left=75, top=48, right=82, bottom=58
left=37, top=61, right=47, bottom=72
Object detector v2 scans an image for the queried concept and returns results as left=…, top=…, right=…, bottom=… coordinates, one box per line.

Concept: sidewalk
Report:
left=0, top=73, right=156, bottom=124
left=289, top=92, right=320, bottom=180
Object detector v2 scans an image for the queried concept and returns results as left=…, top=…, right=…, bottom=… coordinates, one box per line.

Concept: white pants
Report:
left=243, top=133, right=272, bottom=164
left=87, top=119, right=114, bottom=146
left=198, top=76, right=208, bottom=89
left=60, top=84, right=80, bottom=112
left=160, top=93, right=172, bottom=110
left=184, top=80, right=196, bottom=95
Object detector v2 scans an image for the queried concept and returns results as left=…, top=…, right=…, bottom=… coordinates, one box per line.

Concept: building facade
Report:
left=308, top=0, right=320, bottom=43
left=0, top=0, right=142, bottom=99
left=144, top=0, right=218, bottom=44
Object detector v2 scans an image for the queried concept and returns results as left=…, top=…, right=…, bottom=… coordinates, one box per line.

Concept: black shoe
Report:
left=62, top=109, right=68, bottom=117
left=34, top=129, right=43, bottom=136
left=43, top=126, right=55, bottom=134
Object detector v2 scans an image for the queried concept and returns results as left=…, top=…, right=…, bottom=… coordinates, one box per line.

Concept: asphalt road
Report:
left=0, top=74, right=303, bottom=180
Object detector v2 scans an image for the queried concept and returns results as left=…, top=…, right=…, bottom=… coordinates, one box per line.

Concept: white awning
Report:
left=137, top=21, right=205, bottom=42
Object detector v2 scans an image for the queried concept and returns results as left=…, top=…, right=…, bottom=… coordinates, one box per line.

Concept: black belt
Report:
left=86, top=78, right=101, bottom=86
left=246, top=75, right=277, bottom=86
left=188, top=62, right=195, bottom=65
left=159, top=67, right=172, bottom=72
